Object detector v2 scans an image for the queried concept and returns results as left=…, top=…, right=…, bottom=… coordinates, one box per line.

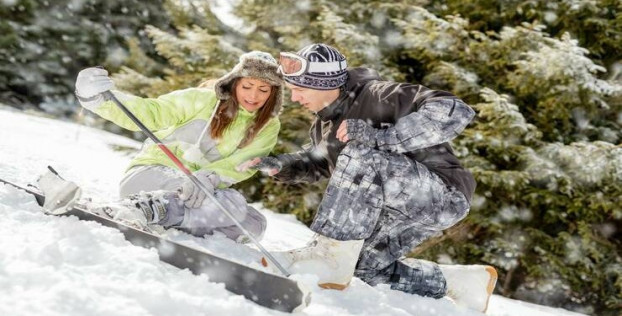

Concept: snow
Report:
left=0, top=107, right=587, bottom=316
left=211, top=0, right=250, bottom=33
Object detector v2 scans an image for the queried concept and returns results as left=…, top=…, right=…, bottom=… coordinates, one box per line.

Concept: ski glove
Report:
left=75, top=67, right=115, bottom=111
left=237, top=157, right=283, bottom=176
left=341, top=119, right=378, bottom=147
left=179, top=170, right=220, bottom=209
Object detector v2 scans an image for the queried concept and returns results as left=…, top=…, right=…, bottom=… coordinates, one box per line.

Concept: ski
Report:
left=0, top=176, right=310, bottom=313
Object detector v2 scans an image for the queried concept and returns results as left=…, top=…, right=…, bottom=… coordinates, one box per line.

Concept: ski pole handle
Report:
left=100, top=90, right=291, bottom=277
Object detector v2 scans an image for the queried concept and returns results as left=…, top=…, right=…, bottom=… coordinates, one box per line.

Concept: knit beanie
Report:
left=283, top=43, right=348, bottom=90
left=214, top=51, right=283, bottom=114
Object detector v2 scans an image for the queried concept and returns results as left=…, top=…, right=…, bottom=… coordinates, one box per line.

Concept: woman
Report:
left=74, top=51, right=283, bottom=242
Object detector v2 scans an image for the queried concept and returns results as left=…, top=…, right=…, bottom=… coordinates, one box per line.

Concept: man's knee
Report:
left=332, top=141, right=382, bottom=186
left=338, top=141, right=375, bottom=163
left=434, top=191, right=470, bottom=230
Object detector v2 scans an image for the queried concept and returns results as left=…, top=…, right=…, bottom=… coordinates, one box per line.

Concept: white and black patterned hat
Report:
left=284, top=44, right=348, bottom=90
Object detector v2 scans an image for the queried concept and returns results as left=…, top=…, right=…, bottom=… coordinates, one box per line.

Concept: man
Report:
left=241, top=44, right=497, bottom=312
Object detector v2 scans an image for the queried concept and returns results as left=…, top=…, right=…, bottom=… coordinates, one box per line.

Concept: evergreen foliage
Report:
left=426, top=0, right=622, bottom=70
left=0, top=0, right=172, bottom=114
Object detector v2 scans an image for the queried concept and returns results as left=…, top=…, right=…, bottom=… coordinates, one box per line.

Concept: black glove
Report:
left=238, top=156, right=283, bottom=176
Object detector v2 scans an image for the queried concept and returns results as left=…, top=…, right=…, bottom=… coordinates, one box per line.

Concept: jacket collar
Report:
left=316, top=89, right=348, bottom=121
left=315, top=67, right=382, bottom=121
left=238, top=105, right=258, bottom=120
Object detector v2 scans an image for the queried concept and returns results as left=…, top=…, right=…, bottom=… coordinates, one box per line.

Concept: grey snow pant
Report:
left=119, top=165, right=266, bottom=241
left=310, top=142, right=470, bottom=298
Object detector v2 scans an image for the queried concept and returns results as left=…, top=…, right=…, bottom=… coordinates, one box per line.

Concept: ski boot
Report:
left=439, top=264, right=498, bottom=313
left=89, top=191, right=185, bottom=230
left=36, top=168, right=82, bottom=214
left=261, top=234, right=364, bottom=290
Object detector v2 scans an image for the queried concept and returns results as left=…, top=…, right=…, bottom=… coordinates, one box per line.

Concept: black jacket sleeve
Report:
left=273, top=145, right=331, bottom=183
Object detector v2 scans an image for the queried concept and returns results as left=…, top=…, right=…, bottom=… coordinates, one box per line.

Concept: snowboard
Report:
left=0, top=175, right=311, bottom=313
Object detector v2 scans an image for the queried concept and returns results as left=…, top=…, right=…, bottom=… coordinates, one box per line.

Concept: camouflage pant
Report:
left=310, top=142, right=470, bottom=298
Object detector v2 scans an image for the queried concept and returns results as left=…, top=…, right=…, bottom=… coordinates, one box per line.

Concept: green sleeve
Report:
left=205, top=118, right=281, bottom=185
left=93, top=88, right=217, bottom=131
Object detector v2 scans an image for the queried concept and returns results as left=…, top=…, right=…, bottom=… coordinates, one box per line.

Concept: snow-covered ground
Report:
left=0, top=107, right=588, bottom=316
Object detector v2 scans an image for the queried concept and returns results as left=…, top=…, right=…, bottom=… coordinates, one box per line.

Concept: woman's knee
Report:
left=433, top=191, right=470, bottom=230
left=119, top=165, right=183, bottom=197
left=199, top=205, right=266, bottom=242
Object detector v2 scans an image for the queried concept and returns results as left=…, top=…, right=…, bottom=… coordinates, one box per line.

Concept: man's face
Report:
left=285, top=82, right=340, bottom=113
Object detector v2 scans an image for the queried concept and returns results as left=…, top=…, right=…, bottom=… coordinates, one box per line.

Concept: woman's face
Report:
left=235, top=77, right=272, bottom=112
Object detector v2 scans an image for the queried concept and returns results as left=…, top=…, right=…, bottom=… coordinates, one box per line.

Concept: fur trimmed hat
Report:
left=214, top=51, right=283, bottom=114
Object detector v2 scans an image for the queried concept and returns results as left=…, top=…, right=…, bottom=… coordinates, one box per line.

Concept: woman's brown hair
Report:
left=209, top=78, right=279, bottom=148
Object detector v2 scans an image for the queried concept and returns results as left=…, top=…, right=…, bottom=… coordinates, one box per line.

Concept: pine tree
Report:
left=0, top=0, right=172, bottom=115
left=389, top=4, right=622, bottom=314
left=426, top=0, right=622, bottom=70
left=112, top=0, right=244, bottom=96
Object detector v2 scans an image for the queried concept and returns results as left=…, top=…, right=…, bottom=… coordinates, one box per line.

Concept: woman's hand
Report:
left=75, top=67, right=115, bottom=111
left=179, top=170, right=219, bottom=209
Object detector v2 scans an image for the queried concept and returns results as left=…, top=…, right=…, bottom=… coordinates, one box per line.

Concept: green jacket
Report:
left=94, top=88, right=280, bottom=186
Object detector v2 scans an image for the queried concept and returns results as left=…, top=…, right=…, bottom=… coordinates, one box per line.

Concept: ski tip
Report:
left=485, top=265, right=498, bottom=295
left=483, top=265, right=498, bottom=313
left=47, top=165, right=61, bottom=177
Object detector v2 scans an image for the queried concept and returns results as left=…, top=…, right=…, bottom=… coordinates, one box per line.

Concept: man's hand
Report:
left=237, top=157, right=282, bottom=176
left=179, top=170, right=219, bottom=209
left=337, top=119, right=377, bottom=147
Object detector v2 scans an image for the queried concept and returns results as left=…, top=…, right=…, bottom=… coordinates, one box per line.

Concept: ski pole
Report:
left=101, top=90, right=290, bottom=277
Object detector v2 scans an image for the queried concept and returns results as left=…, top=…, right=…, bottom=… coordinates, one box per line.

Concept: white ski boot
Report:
left=89, top=191, right=184, bottom=230
left=36, top=169, right=82, bottom=214
left=34, top=168, right=179, bottom=233
left=439, top=264, right=498, bottom=313
left=261, top=234, right=364, bottom=290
